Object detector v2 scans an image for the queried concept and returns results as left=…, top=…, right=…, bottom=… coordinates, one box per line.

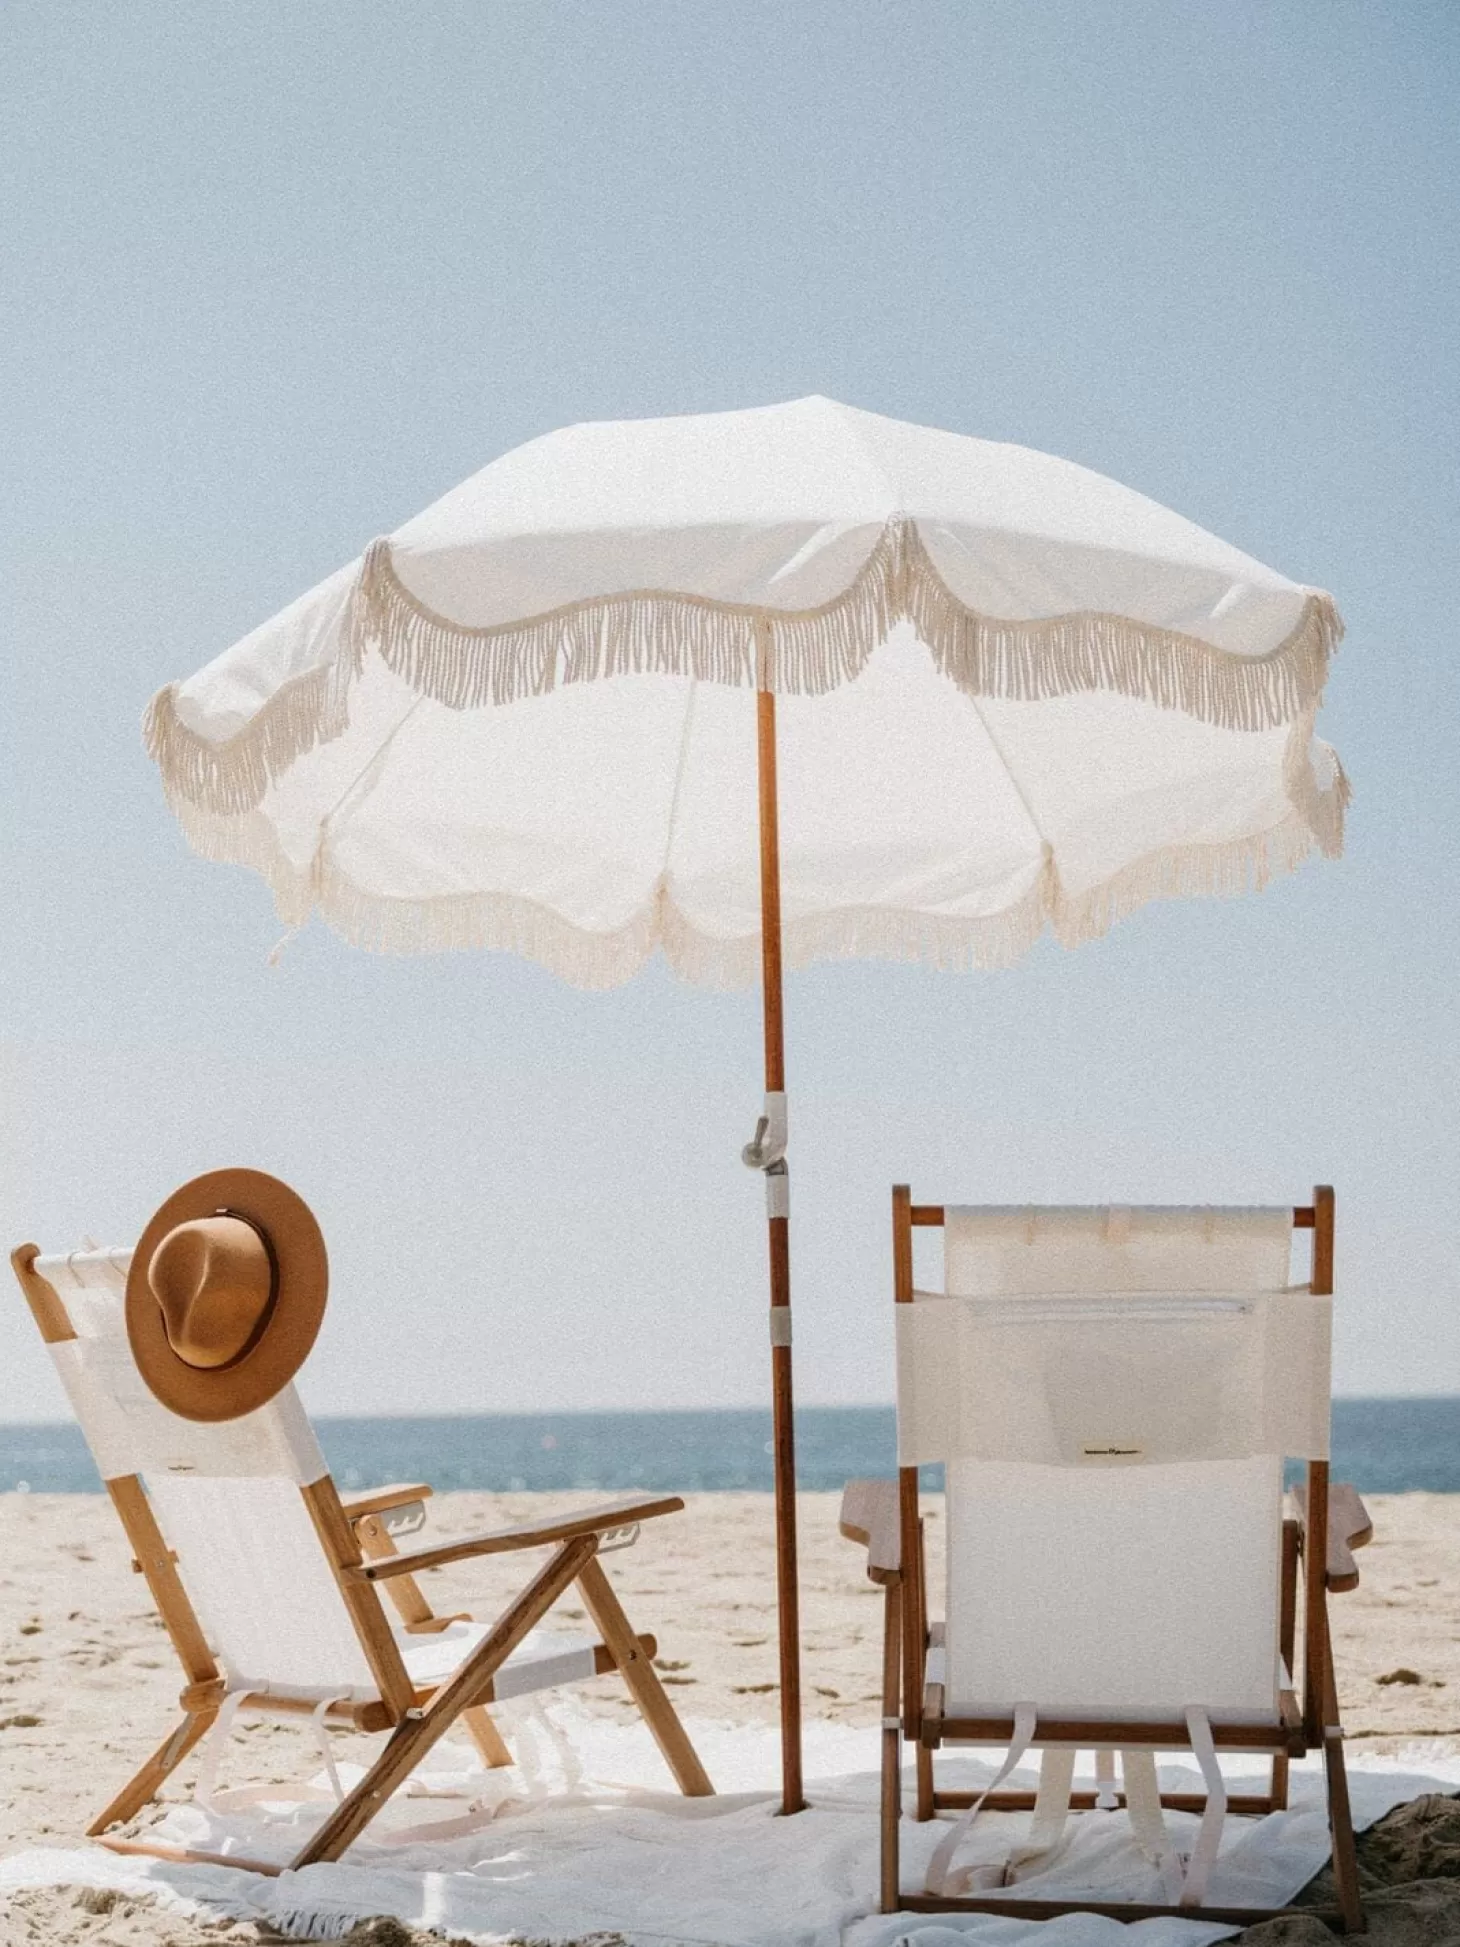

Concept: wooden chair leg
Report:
left=87, top=1710, right=218, bottom=1834
left=1325, top=1729, right=1364, bottom=1934
left=881, top=1578, right=902, bottom=1914
left=575, top=1555, right=713, bottom=1797
left=907, top=1516, right=935, bottom=1821
left=1273, top=1515, right=1298, bottom=1811
left=462, top=1705, right=514, bottom=1769
left=1320, top=1602, right=1365, bottom=1933
left=291, top=1534, right=598, bottom=1867
left=915, top=1744, right=935, bottom=1820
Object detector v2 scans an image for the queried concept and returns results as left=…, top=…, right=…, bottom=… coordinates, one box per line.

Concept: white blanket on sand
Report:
left=4, top=1704, right=1457, bottom=1947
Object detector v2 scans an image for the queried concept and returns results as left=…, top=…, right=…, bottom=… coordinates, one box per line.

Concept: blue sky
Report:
left=3, top=2, right=1457, bottom=1419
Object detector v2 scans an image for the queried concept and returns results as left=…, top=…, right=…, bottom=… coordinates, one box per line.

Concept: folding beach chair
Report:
left=842, top=1186, right=1370, bottom=1931
left=12, top=1239, right=713, bottom=1872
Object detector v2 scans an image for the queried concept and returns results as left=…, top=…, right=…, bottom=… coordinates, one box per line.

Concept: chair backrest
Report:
left=17, top=1246, right=381, bottom=1700
left=894, top=1199, right=1333, bottom=1721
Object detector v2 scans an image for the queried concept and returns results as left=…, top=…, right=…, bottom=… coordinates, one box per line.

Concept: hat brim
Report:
left=126, top=1169, right=328, bottom=1423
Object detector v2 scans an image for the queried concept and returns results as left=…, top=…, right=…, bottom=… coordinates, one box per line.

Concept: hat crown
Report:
left=148, top=1214, right=276, bottom=1371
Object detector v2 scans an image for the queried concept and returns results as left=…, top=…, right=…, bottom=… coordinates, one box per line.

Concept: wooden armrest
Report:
left=1292, top=1481, right=1373, bottom=1593
left=839, top=1478, right=901, bottom=1581
left=349, top=1493, right=684, bottom=1582
left=340, top=1483, right=434, bottom=1521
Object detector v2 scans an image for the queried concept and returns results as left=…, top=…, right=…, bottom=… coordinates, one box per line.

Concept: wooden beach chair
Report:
left=11, top=1239, right=713, bottom=1873
left=842, top=1187, right=1371, bottom=1931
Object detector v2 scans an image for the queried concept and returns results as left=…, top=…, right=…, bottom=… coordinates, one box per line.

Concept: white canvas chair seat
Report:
left=12, top=1237, right=712, bottom=1871
left=842, top=1189, right=1369, bottom=1932
left=898, top=1210, right=1321, bottom=1735
left=397, top=1623, right=598, bottom=1698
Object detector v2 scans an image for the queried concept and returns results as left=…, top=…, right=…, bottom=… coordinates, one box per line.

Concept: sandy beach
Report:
left=3, top=1488, right=1459, bottom=1944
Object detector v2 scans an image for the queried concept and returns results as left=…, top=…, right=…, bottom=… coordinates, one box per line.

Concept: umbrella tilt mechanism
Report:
left=743, top=1091, right=790, bottom=1221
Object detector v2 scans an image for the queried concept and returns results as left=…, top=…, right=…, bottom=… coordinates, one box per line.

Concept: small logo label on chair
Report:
left=1080, top=1443, right=1145, bottom=1463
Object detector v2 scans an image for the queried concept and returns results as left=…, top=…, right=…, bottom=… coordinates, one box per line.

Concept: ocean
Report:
left=2, top=1398, right=1458, bottom=1495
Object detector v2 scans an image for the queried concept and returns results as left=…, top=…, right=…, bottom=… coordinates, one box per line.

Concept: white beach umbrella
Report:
left=145, top=396, right=1348, bottom=1810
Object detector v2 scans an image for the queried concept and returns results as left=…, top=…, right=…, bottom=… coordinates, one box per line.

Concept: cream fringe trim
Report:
left=146, top=516, right=1342, bottom=815
left=169, top=744, right=1348, bottom=993
left=143, top=650, right=360, bottom=820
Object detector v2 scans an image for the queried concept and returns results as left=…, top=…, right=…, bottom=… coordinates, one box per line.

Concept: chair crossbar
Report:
left=929, top=1715, right=1305, bottom=1754
left=932, top=1789, right=1281, bottom=1815
left=897, top=1895, right=1341, bottom=1925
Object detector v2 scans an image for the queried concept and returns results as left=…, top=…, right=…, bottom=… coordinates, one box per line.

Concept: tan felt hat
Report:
left=125, top=1168, right=328, bottom=1423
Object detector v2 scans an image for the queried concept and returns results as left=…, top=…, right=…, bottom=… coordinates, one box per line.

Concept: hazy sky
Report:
left=4, top=3, right=1458, bottom=1422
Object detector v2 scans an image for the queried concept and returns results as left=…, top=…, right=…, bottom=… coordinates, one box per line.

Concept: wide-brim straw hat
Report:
left=125, top=1168, right=328, bottom=1422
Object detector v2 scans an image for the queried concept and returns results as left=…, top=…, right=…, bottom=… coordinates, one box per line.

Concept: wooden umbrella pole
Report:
left=756, top=683, right=804, bottom=1814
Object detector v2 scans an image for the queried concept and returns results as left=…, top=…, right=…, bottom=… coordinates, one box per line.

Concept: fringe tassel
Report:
left=146, top=518, right=1342, bottom=817
left=143, top=638, right=362, bottom=818
left=227, top=1908, right=359, bottom=1942
left=1050, top=810, right=1322, bottom=950
left=1283, top=708, right=1351, bottom=860
left=169, top=792, right=1345, bottom=992
left=348, top=519, right=1341, bottom=734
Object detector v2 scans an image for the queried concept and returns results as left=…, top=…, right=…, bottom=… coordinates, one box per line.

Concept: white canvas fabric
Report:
left=36, top=1249, right=613, bottom=1709
left=38, top=1253, right=327, bottom=1486
left=896, top=1291, right=1332, bottom=1465
left=146, top=1473, right=377, bottom=1698
left=942, top=1455, right=1283, bottom=1719
left=898, top=1205, right=1330, bottom=1464
left=143, top=397, right=1347, bottom=988
left=5, top=1717, right=1453, bottom=1947
left=897, top=1206, right=1328, bottom=1720
left=400, top=1623, right=597, bottom=1699
left=38, top=1254, right=360, bottom=1694
left=942, top=1204, right=1296, bottom=1294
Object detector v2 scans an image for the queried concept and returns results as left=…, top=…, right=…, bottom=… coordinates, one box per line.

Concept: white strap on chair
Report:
left=379, top=1693, right=586, bottom=1847
left=1122, top=1749, right=1183, bottom=1901
left=375, top=1797, right=510, bottom=1846
left=1007, top=1747, right=1076, bottom=1873
left=309, top=1695, right=349, bottom=1805
left=192, top=1688, right=250, bottom=1813
left=194, top=1688, right=355, bottom=1817
left=924, top=1701, right=1038, bottom=1896
left=1179, top=1706, right=1227, bottom=1909
left=505, top=1692, right=585, bottom=1797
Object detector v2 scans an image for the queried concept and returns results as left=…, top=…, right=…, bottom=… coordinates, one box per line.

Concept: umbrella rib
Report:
left=963, top=692, right=1053, bottom=866
left=658, top=680, right=699, bottom=886
left=312, top=697, right=429, bottom=868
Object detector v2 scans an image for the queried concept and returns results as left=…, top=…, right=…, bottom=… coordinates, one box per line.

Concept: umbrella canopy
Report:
left=147, top=397, right=1346, bottom=985
left=143, top=396, right=1348, bottom=1813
